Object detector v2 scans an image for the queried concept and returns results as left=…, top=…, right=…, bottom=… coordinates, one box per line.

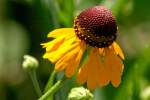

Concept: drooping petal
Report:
left=48, top=28, right=75, bottom=38
left=76, top=47, right=93, bottom=85
left=111, top=56, right=124, bottom=87
left=97, top=49, right=110, bottom=87
left=65, top=42, right=86, bottom=77
left=43, top=40, right=78, bottom=63
left=55, top=44, right=79, bottom=72
left=77, top=48, right=99, bottom=90
left=97, top=65, right=110, bottom=87
left=80, top=49, right=95, bottom=90
left=41, top=37, right=65, bottom=52
left=42, top=28, right=78, bottom=63
left=44, top=33, right=76, bottom=52
left=65, top=57, right=77, bottom=77
left=77, top=63, right=88, bottom=84
left=113, top=42, right=125, bottom=60
left=55, top=41, right=86, bottom=76
left=59, top=37, right=76, bottom=48
left=41, top=35, right=64, bottom=48
left=77, top=48, right=110, bottom=90
left=104, top=46, right=124, bottom=87
left=86, top=48, right=99, bottom=90
left=74, top=41, right=86, bottom=68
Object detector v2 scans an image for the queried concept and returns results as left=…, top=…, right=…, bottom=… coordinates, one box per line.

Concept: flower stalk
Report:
left=44, top=70, right=56, bottom=100
left=38, top=76, right=67, bottom=100
left=44, top=70, right=56, bottom=92
left=28, top=70, right=42, bottom=97
left=22, top=55, right=42, bottom=97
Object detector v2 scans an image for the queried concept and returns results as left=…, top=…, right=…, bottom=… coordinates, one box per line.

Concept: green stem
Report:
left=44, top=71, right=56, bottom=92
left=43, top=70, right=56, bottom=100
left=29, top=70, right=42, bottom=97
left=38, top=77, right=67, bottom=100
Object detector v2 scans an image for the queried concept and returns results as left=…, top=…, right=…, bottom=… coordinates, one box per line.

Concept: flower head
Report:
left=74, top=6, right=117, bottom=48
left=42, top=6, right=125, bottom=90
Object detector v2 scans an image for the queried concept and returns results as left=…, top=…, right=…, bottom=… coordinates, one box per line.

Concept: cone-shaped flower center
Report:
left=74, top=6, right=117, bottom=48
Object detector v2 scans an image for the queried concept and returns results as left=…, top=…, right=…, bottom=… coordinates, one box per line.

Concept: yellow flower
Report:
left=42, top=6, right=125, bottom=90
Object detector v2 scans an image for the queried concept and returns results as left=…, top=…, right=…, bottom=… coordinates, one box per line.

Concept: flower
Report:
left=42, top=6, right=125, bottom=90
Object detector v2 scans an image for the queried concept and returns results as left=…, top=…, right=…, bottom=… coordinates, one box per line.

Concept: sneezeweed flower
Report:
left=42, top=6, right=125, bottom=90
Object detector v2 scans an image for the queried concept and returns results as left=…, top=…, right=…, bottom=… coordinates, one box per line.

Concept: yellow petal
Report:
left=77, top=45, right=91, bottom=84
left=74, top=41, right=86, bottom=67
left=86, top=49, right=99, bottom=90
left=43, top=41, right=78, bottom=63
left=45, top=38, right=65, bottom=52
left=65, top=42, right=86, bottom=77
left=65, top=58, right=76, bottom=77
left=77, top=64, right=88, bottom=84
left=111, top=57, right=124, bottom=87
left=48, top=28, right=75, bottom=38
left=42, top=28, right=79, bottom=63
left=43, top=36, right=77, bottom=62
left=55, top=44, right=80, bottom=71
left=104, top=47, right=124, bottom=87
left=59, top=37, right=76, bottom=48
left=97, top=64, right=110, bottom=87
left=113, top=42, right=125, bottom=60
left=96, top=49, right=110, bottom=87
left=42, top=30, right=76, bottom=51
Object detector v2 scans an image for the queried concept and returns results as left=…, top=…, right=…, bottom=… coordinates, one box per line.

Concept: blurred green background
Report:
left=0, top=0, right=150, bottom=100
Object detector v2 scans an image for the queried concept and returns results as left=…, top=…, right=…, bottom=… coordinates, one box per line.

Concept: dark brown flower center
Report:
left=74, top=6, right=117, bottom=48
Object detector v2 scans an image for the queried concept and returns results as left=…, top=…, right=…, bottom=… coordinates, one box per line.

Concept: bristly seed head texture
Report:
left=74, top=6, right=117, bottom=48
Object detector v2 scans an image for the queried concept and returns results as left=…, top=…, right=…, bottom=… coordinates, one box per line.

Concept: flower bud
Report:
left=22, top=55, right=39, bottom=70
left=67, top=87, right=93, bottom=100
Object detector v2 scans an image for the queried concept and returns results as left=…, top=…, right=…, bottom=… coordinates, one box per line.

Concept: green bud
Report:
left=22, top=55, right=39, bottom=70
left=67, top=87, right=93, bottom=100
